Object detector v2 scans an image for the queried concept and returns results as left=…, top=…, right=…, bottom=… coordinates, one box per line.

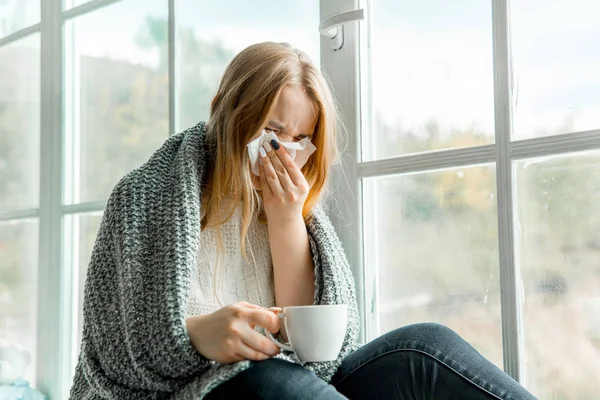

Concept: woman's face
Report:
left=264, top=85, right=317, bottom=143
left=251, top=85, right=317, bottom=190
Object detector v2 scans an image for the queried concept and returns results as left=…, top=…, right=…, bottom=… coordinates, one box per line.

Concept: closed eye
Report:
left=265, top=127, right=310, bottom=142
left=291, top=135, right=310, bottom=142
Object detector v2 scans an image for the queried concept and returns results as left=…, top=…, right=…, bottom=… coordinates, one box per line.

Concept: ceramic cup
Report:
left=266, top=304, right=348, bottom=362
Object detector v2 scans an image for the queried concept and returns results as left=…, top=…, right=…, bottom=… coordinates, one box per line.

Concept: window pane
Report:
left=364, top=0, right=494, bottom=161
left=0, top=0, right=39, bottom=39
left=64, top=0, right=168, bottom=204
left=0, top=34, right=40, bottom=213
left=176, top=0, right=320, bottom=130
left=511, top=0, right=600, bottom=139
left=64, top=213, right=102, bottom=383
left=515, top=151, right=600, bottom=398
left=364, top=165, right=502, bottom=367
left=0, top=219, right=38, bottom=384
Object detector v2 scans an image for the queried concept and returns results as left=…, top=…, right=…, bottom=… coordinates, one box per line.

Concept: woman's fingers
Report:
left=260, top=145, right=283, bottom=194
left=258, top=151, right=272, bottom=196
left=244, top=308, right=280, bottom=333
left=236, top=306, right=281, bottom=360
left=271, top=140, right=305, bottom=187
left=263, top=141, right=294, bottom=191
left=240, top=325, right=281, bottom=357
left=235, top=341, right=271, bottom=361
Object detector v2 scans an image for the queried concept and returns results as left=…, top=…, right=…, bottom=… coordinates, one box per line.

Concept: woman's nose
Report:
left=278, top=135, right=294, bottom=143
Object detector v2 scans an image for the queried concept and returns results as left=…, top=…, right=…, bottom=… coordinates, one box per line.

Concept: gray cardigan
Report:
left=69, top=122, right=360, bottom=399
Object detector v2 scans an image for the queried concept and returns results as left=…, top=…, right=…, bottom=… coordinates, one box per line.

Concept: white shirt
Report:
left=185, top=207, right=276, bottom=317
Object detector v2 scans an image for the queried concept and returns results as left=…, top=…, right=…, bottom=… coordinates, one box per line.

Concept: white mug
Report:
left=266, top=304, right=348, bottom=362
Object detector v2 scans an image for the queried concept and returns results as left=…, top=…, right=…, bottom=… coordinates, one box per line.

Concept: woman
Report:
left=70, top=42, right=536, bottom=399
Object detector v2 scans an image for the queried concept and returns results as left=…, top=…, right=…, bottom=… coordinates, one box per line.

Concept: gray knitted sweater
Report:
left=69, top=122, right=360, bottom=399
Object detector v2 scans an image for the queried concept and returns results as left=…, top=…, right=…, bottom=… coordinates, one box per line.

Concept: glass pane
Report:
left=64, top=212, right=102, bottom=382
left=515, top=151, right=600, bottom=398
left=176, top=0, right=320, bottom=130
left=511, top=0, right=600, bottom=139
left=364, top=165, right=502, bottom=367
left=0, top=219, right=38, bottom=384
left=64, top=0, right=168, bottom=204
left=364, top=0, right=495, bottom=161
left=0, top=0, right=39, bottom=39
left=0, top=34, right=40, bottom=213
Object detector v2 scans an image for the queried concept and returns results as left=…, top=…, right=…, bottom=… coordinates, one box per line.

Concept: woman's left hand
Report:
left=257, top=139, right=309, bottom=223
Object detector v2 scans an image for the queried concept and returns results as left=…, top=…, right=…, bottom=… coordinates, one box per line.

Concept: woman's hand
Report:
left=257, top=139, right=309, bottom=223
left=186, top=302, right=281, bottom=364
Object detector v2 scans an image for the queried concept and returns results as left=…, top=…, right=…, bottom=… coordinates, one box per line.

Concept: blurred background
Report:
left=1, top=0, right=599, bottom=399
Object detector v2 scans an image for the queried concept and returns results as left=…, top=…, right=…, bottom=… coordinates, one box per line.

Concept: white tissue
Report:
left=247, top=130, right=317, bottom=176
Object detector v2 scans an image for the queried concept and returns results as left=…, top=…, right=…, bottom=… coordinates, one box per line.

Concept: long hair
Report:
left=201, top=42, right=342, bottom=301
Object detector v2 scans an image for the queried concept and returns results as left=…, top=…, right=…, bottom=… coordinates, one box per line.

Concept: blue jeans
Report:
left=205, top=323, right=537, bottom=399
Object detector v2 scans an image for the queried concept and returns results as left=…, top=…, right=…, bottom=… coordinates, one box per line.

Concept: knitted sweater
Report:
left=186, top=207, right=276, bottom=316
left=69, top=122, right=360, bottom=399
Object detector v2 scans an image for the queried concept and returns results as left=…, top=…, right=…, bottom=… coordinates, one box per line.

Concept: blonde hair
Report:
left=201, top=42, right=341, bottom=303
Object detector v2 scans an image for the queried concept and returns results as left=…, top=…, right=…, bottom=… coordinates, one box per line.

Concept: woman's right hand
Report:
left=186, top=302, right=282, bottom=364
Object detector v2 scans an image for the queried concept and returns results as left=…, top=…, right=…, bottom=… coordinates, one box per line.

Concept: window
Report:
left=515, top=151, right=600, bottom=398
left=0, top=35, right=40, bottom=212
left=364, top=165, right=503, bottom=367
left=0, top=220, right=39, bottom=384
left=63, top=0, right=169, bottom=204
left=0, top=33, right=40, bottom=385
left=1, top=1, right=598, bottom=399
left=365, top=0, right=495, bottom=160
left=511, top=0, right=600, bottom=139
left=0, top=0, right=39, bottom=38
left=0, top=1, right=320, bottom=398
left=321, top=0, right=600, bottom=398
left=176, top=0, right=319, bottom=130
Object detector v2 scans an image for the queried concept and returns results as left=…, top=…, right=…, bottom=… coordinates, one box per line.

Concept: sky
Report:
left=369, top=0, right=600, bottom=140
left=2, top=0, right=599, bottom=142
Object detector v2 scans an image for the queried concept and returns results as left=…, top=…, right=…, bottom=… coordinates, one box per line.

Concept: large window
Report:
left=1, top=1, right=598, bottom=399
left=0, top=26, right=40, bottom=387
left=0, top=0, right=319, bottom=398
left=326, top=1, right=600, bottom=399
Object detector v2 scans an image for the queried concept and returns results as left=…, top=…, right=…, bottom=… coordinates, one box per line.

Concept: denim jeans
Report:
left=205, top=322, right=537, bottom=400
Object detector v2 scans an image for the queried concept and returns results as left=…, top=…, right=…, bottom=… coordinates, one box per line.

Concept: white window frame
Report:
left=321, top=0, right=600, bottom=389
left=1, top=0, right=600, bottom=398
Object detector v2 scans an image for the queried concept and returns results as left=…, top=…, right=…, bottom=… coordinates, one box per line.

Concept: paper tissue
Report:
left=247, top=130, right=316, bottom=176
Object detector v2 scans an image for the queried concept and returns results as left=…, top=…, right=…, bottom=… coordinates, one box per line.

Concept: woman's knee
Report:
left=386, top=322, right=461, bottom=345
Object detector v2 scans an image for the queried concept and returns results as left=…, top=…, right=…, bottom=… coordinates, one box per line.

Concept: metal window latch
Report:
left=319, top=8, right=365, bottom=51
